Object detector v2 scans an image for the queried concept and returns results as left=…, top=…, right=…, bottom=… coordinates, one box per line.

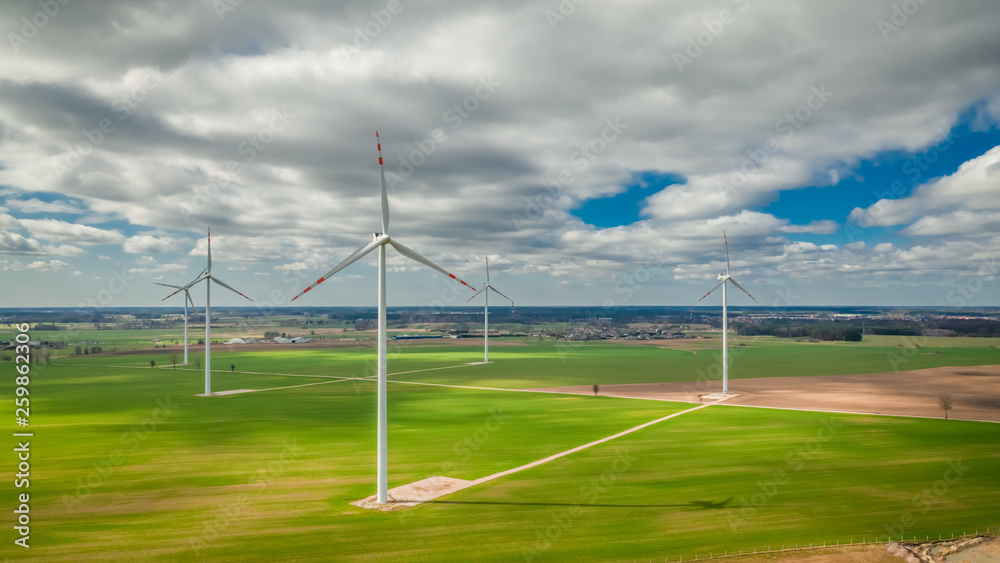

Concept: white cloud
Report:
left=3, top=259, right=71, bottom=272
left=0, top=2, right=997, bottom=304
left=780, top=220, right=838, bottom=235
left=123, top=235, right=184, bottom=254
left=849, top=145, right=1000, bottom=229
left=904, top=210, right=1000, bottom=237
left=0, top=230, right=84, bottom=257
left=4, top=198, right=84, bottom=215
left=18, top=218, right=125, bottom=245
left=126, top=263, right=187, bottom=276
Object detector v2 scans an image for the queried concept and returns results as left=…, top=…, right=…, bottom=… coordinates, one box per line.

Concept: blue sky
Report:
left=0, top=1, right=998, bottom=308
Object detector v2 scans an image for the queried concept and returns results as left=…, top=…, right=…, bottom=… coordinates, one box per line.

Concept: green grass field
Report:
left=5, top=338, right=999, bottom=561
left=69, top=336, right=1000, bottom=390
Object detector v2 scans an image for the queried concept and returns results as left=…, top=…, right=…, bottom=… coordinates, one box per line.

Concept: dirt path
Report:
left=353, top=402, right=718, bottom=509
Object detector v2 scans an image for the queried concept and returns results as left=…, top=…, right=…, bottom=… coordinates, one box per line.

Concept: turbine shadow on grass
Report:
left=425, top=496, right=733, bottom=510
left=688, top=496, right=733, bottom=509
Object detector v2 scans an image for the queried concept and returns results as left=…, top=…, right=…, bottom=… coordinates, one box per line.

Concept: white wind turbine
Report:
left=161, top=229, right=253, bottom=395
left=155, top=273, right=202, bottom=365
left=291, top=131, right=477, bottom=504
left=698, top=231, right=757, bottom=395
left=467, top=255, right=514, bottom=363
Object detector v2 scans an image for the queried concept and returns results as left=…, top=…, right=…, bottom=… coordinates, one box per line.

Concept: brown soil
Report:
left=530, top=365, right=1000, bottom=422
left=715, top=544, right=901, bottom=562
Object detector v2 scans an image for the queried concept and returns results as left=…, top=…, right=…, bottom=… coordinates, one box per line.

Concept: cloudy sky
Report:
left=1, top=0, right=999, bottom=309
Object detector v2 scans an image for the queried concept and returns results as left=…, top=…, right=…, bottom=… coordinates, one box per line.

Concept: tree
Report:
left=593, top=384, right=599, bottom=396
left=75, top=345, right=82, bottom=356
left=41, top=350, right=52, bottom=364
left=194, top=358, right=201, bottom=371
left=168, top=352, right=180, bottom=368
left=939, top=394, right=953, bottom=420
left=150, top=360, right=156, bottom=368
left=230, top=364, right=235, bottom=373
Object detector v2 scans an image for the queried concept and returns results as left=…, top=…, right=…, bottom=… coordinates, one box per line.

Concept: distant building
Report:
left=227, top=338, right=247, bottom=344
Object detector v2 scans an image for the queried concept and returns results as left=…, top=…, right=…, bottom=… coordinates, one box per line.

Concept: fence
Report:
left=633, top=526, right=997, bottom=561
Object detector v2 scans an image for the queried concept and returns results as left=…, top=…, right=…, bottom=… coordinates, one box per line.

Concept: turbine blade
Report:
left=488, top=285, right=514, bottom=304
left=377, top=131, right=389, bottom=234
left=292, top=237, right=383, bottom=301
left=388, top=239, right=476, bottom=290
left=698, top=279, right=725, bottom=302
left=729, top=277, right=758, bottom=303
left=485, top=254, right=490, bottom=284
left=210, top=275, right=253, bottom=302
left=186, top=290, right=197, bottom=312
left=182, top=275, right=208, bottom=290
left=160, top=288, right=183, bottom=301
left=160, top=276, right=206, bottom=300
left=723, top=230, right=730, bottom=276
left=155, top=282, right=184, bottom=290
left=466, top=287, right=487, bottom=303
left=207, top=227, right=212, bottom=273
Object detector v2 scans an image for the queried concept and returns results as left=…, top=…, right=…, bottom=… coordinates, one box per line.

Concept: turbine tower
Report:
left=161, top=229, right=253, bottom=395
left=467, top=254, right=514, bottom=363
left=291, top=132, right=476, bottom=504
left=155, top=277, right=201, bottom=365
left=698, top=231, right=757, bottom=394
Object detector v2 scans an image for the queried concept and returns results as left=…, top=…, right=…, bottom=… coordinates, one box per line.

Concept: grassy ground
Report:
left=57, top=336, right=1000, bottom=391
left=5, top=338, right=999, bottom=561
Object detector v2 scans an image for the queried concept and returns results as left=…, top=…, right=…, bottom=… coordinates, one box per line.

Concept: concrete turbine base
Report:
left=351, top=476, right=474, bottom=511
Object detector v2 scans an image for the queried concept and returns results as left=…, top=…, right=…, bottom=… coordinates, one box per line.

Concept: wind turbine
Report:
left=291, top=131, right=476, bottom=504
left=467, top=255, right=514, bottom=363
left=160, top=229, right=253, bottom=395
left=155, top=273, right=202, bottom=365
left=698, top=231, right=757, bottom=394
